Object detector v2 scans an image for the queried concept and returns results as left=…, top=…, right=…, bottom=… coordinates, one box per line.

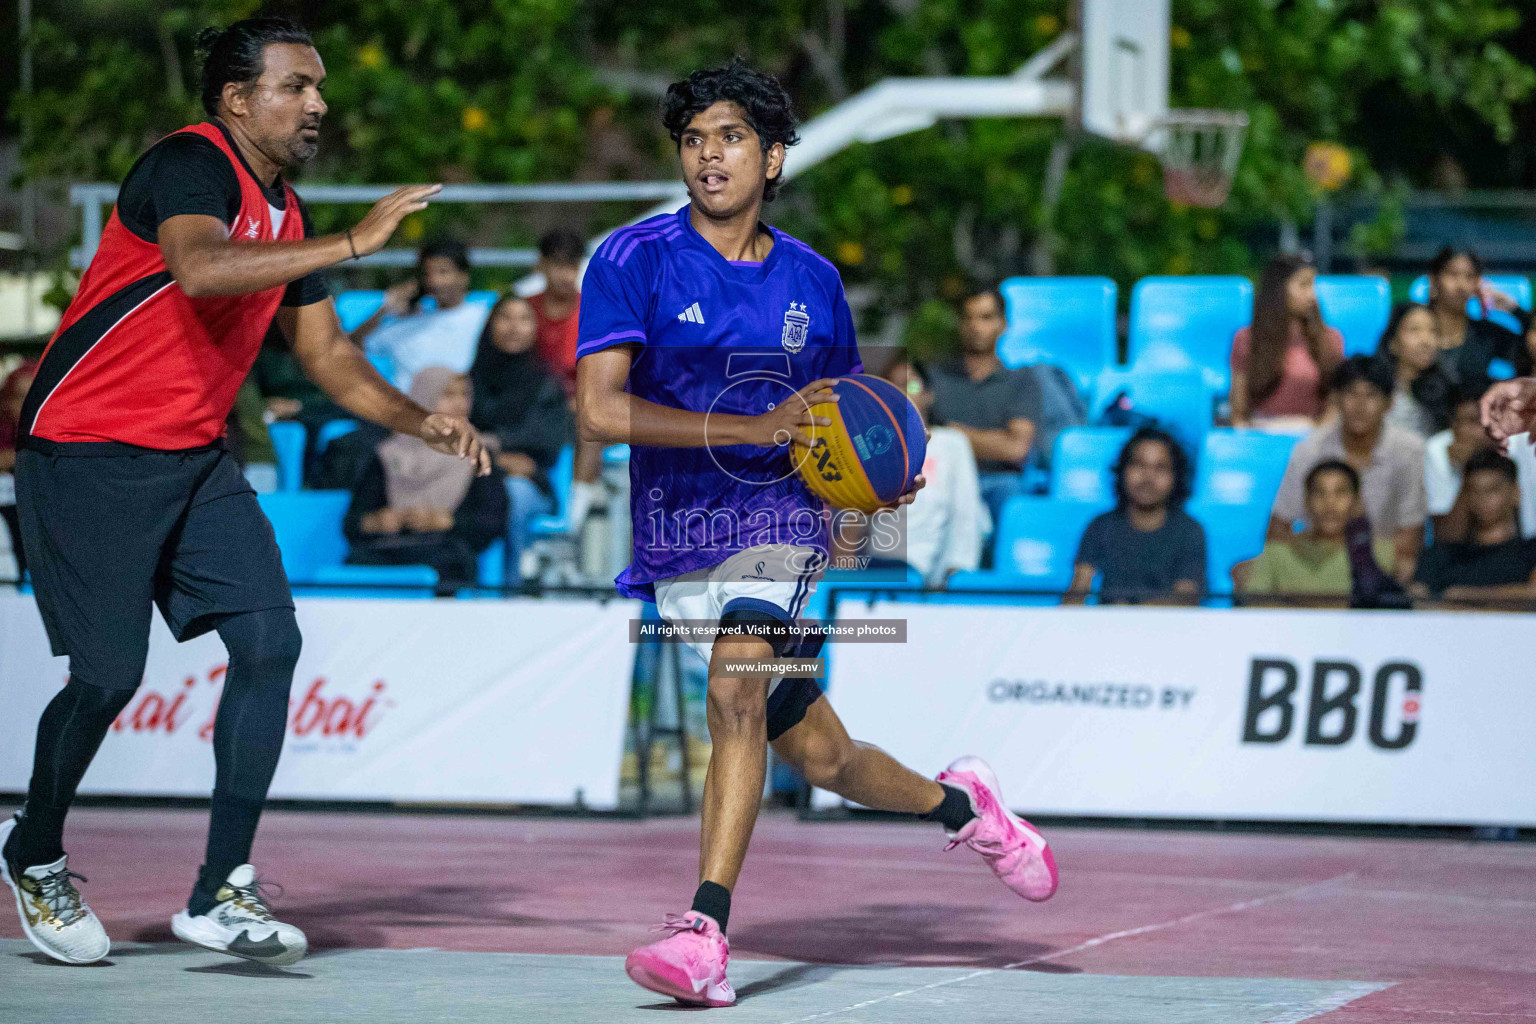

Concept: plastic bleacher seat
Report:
left=1128, top=275, right=1254, bottom=391
left=1408, top=274, right=1530, bottom=335
left=1189, top=500, right=1270, bottom=598
left=1195, top=429, right=1299, bottom=508
left=1315, top=275, right=1392, bottom=357
left=309, top=563, right=439, bottom=598
left=997, top=276, right=1117, bottom=392
left=1051, top=426, right=1131, bottom=504
left=477, top=538, right=505, bottom=589
left=257, top=490, right=352, bottom=582
left=333, top=289, right=502, bottom=333
left=989, top=496, right=1106, bottom=591
left=529, top=444, right=577, bottom=538
left=315, top=418, right=361, bottom=454
left=266, top=421, right=307, bottom=492
left=1089, top=366, right=1213, bottom=451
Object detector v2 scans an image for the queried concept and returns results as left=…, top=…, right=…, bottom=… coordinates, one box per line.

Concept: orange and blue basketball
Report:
left=793, top=375, right=926, bottom=512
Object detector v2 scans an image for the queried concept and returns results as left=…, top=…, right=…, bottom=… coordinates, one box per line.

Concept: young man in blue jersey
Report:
left=576, top=60, right=1058, bottom=1006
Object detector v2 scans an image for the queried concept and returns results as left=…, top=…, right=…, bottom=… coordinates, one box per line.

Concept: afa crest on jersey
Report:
left=781, top=302, right=810, bottom=354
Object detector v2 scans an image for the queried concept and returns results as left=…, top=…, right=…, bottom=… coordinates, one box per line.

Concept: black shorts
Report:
left=16, top=445, right=293, bottom=689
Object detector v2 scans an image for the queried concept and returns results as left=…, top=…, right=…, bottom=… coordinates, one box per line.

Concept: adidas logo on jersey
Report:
left=676, top=302, right=706, bottom=325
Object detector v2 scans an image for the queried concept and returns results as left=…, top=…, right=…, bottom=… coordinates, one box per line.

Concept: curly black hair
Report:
left=661, top=58, right=801, bottom=202
left=1112, top=427, right=1193, bottom=509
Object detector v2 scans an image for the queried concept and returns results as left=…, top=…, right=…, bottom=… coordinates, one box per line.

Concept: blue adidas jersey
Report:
left=577, top=205, right=863, bottom=599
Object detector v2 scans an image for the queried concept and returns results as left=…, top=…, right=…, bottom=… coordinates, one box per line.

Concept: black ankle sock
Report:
left=691, top=881, right=732, bottom=933
left=921, top=784, right=977, bottom=833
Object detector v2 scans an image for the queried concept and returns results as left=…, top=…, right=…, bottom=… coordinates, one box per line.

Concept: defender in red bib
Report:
left=2, top=17, right=489, bottom=969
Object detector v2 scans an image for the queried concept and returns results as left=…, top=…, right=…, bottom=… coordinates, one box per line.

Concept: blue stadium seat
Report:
left=529, top=444, right=577, bottom=538
left=257, top=490, right=352, bottom=582
left=1409, top=274, right=1531, bottom=335
left=1315, top=275, right=1392, bottom=357
left=1188, top=500, right=1270, bottom=597
left=1051, top=427, right=1131, bottom=504
left=315, top=418, right=361, bottom=454
left=998, top=276, right=1117, bottom=392
left=309, top=563, right=439, bottom=598
left=991, top=496, right=1107, bottom=591
left=1195, top=429, right=1299, bottom=508
left=1089, top=366, right=1213, bottom=451
left=333, top=289, right=502, bottom=333
left=1128, top=276, right=1255, bottom=391
left=478, top=538, right=506, bottom=589
left=266, top=421, right=307, bottom=492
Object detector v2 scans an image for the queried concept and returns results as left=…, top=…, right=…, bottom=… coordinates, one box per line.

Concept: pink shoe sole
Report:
left=624, top=952, right=735, bottom=1007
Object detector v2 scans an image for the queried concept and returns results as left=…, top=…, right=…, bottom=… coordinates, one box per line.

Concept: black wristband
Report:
left=346, top=229, right=359, bottom=260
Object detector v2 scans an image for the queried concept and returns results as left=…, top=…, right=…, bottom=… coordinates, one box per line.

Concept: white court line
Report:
left=777, top=870, right=1362, bottom=1024
left=1258, top=982, right=1394, bottom=1024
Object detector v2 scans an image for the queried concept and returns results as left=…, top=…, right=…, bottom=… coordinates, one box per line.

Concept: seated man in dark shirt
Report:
left=926, top=284, right=1042, bottom=526
left=1412, top=448, right=1536, bottom=604
left=1065, top=427, right=1206, bottom=604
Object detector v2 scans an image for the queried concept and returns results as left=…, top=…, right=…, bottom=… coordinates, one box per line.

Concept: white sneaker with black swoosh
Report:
left=0, top=815, right=111, bottom=964
left=171, top=864, right=308, bottom=966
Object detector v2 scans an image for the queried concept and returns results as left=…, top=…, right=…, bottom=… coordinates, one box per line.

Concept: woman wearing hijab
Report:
left=469, top=294, right=572, bottom=583
left=344, top=367, right=509, bottom=591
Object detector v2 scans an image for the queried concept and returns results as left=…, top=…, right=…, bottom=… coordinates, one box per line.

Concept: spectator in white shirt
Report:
left=1427, top=388, right=1536, bottom=541
left=839, top=358, right=989, bottom=587
left=352, top=239, right=489, bottom=390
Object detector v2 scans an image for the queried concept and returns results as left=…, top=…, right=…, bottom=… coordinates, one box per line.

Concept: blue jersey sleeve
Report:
left=832, top=279, right=864, bottom=375
left=577, top=253, right=652, bottom=359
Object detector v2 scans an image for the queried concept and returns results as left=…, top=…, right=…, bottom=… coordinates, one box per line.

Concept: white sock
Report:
left=567, top=480, right=601, bottom=528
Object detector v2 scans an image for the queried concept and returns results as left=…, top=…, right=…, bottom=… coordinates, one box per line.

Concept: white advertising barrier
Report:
left=0, top=592, right=640, bottom=808
left=818, top=602, right=1536, bottom=825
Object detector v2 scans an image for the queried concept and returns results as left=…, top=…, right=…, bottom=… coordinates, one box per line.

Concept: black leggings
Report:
left=5, top=608, right=301, bottom=878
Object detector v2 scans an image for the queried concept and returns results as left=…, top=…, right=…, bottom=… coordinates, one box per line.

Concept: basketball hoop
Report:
left=1155, top=109, right=1249, bottom=208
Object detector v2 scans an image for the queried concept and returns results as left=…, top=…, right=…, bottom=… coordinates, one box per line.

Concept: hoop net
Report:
left=1157, top=110, right=1249, bottom=208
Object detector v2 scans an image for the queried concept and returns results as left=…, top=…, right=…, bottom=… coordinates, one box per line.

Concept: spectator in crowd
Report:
left=926, top=284, right=1042, bottom=525
left=468, top=294, right=572, bottom=583
left=1270, top=356, right=1426, bottom=582
left=1424, top=389, right=1495, bottom=539
left=1425, top=246, right=1522, bottom=396
left=853, top=357, right=988, bottom=587
left=1239, top=460, right=1395, bottom=605
left=1376, top=302, right=1454, bottom=439
left=1229, top=254, right=1343, bottom=430
left=531, top=228, right=584, bottom=391
left=1412, top=449, right=1536, bottom=604
left=1065, top=427, right=1206, bottom=604
left=344, top=367, right=508, bottom=590
left=0, top=360, right=37, bottom=580
left=532, top=228, right=607, bottom=535
left=353, top=239, right=489, bottom=390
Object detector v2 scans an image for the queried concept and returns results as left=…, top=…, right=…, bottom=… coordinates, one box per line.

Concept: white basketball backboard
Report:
left=1076, top=0, right=1170, bottom=150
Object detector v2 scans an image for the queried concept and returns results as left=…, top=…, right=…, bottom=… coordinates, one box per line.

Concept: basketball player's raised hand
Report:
left=751, top=378, right=840, bottom=450
left=1481, top=377, right=1536, bottom=445
left=419, top=413, right=493, bottom=475
left=349, top=185, right=443, bottom=256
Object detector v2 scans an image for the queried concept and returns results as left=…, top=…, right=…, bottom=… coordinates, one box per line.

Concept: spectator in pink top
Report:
left=1229, top=254, right=1345, bottom=429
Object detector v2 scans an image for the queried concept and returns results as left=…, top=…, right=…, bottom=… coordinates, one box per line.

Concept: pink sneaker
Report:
left=624, top=911, right=735, bottom=1007
left=937, top=756, right=1059, bottom=902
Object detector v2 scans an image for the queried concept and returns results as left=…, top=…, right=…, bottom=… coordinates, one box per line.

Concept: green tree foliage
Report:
left=9, top=0, right=1534, bottom=332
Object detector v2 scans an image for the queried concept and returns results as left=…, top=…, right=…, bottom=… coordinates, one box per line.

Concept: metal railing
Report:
left=68, top=180, right=688, bottom=270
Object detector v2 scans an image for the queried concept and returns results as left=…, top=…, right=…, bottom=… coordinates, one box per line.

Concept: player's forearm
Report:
left=169, top=234, right=353, bottom=298
left=301, top=335, right=428, bottom=437
left=579, top=391, right=758, bottom=448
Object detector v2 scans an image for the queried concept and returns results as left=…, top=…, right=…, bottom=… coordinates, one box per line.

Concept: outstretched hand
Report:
left=419, top=414, right=492, bottom=475
left=350, top=185, right=442, bottom=257
left=1481, top=377, right=1536, bottom=447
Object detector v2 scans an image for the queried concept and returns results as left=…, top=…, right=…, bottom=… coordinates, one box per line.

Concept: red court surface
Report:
left=1, top=804, right=1533, bottom=1021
